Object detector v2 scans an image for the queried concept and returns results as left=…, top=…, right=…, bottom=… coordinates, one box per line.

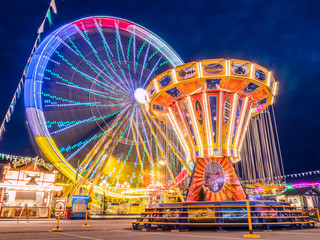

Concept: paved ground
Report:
left=0, top=219, right=319, bottom=240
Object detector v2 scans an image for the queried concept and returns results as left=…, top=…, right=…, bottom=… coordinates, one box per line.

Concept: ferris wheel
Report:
left=24, top=16, right=189, bottom=193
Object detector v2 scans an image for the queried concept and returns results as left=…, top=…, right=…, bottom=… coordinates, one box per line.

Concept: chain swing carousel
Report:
left=146, top=59, right=278, bottom=202
left=133, top=60, right=315, bottom=231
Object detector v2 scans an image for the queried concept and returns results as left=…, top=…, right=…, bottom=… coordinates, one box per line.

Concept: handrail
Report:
left=132, top=221, right=315, bottom=226
left=136, top=216, right=309, bottom=219
left=145, top=205, right=296, bottom=209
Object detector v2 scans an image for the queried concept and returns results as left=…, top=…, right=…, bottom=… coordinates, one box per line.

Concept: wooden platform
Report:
left=132, top=200, right=315, bottom=231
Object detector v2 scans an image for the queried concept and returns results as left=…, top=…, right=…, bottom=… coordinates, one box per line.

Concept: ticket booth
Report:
left=281, top=187, right=320, bottom=210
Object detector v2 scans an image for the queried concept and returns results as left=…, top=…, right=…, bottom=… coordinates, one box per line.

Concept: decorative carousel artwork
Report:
left=204, top=161, right=224, bottom=193
left=187, top=158, right=246, bottom=201
left=231, top=63, right=249, bottom=75
left=195, top=100, right=203, bottom=126
left=203, top=63, right=224, bottom=75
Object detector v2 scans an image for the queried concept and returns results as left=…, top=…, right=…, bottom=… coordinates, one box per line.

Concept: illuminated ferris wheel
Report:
left=24, top=16, right=189, bottom=194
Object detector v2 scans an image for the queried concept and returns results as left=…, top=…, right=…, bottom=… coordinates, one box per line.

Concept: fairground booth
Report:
left=279, top=184, right=320, bottom=210
left=0, top=155, right=62, bottom=218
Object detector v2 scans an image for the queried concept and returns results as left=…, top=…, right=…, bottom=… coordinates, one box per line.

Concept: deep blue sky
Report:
left=0, top=0, right=319, bottom=174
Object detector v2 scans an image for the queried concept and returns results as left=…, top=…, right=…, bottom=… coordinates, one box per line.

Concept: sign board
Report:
left=55, top=198, right=66, bottom=218
left=71, top=195, right=89, bottom=219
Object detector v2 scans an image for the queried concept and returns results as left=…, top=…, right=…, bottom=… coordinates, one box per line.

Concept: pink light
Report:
left=256, top=105, right=264, bottom=112
left=291, top=182, right=320, bottom=188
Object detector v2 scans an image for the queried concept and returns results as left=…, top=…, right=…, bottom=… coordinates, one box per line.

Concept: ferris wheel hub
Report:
left=134, top=88, right=147, bottom=104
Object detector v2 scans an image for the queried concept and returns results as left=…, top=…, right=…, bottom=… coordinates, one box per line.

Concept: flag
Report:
left=38, top=20, right=45, bottom=34
left=47, top=9, right=53, bottom=26
left=50, top=0, right=58, bottom=14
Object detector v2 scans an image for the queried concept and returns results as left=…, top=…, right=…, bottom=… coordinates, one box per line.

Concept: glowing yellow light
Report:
left=203, top=93, right=212, bottom=155
left=267, top=72, right=271, bottom=87
left=250, top=63, right=254, bottom=79
left=172, top=69, right=178, bottom=84
left=219, top=92, right=223, bottom=154
left=226, top=60, right=230, bottom=76
left=197, top=62, right=203, bottom=78
left=271, top=82, right=278, bottom=105
left=154, top=79, right=159, bottom=92
left=176, top=102, right=195, bottom=157
left=159, top=160, right=165, bottom=166
left=273, top=82, right=278, bottom=96
left=167, top=109, right=190, bottom=161
left=187, top=96, right=203, bottom=157
left=234, top=97, right=249, bottom=156
left=227, top=94, right=237, bottom=155
left=238, top=103, right=252, bottom=151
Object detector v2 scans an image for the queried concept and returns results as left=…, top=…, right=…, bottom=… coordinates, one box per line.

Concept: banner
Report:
left=71, top=195, right=89, bottom=219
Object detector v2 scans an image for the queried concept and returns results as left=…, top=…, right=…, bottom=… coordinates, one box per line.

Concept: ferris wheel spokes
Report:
left=78, top=104, right=133, bottom=171
left=131, top=113, right=154, bottom=167
left=66, top=106, right=133, bottom=200
left=87, top=114, right=136, bottom=196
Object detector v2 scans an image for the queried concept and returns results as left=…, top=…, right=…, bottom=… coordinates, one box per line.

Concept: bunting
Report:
left=0, top=0, right=58, bottom=140
left=50, top=0, right=58, bottom=14
left=37, top=20, right=45, bottom=34
left=241, top=169, right=320, bottom=184
left=0, top=153, right=54, bottom=172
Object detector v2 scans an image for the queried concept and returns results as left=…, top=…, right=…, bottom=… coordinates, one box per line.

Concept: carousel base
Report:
left=132, top=200, right=315, bottom=231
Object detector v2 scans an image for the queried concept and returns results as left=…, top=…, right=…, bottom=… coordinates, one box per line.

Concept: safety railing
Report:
left=132, top=200, right=315, bottom=232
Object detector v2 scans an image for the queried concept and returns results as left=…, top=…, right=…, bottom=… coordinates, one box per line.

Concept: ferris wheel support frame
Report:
left=64, top=107, right=133, bottom=201
left=142, top=107, right=192, bottom=176
left=132, top=117, right=154, bottom=167
left=130, top=123, right=146, bottom=175
left=141, top=108, right=185, bottom=202
left=87, top=110, right=136, bottom=195
left=131, top=116, right=160, bottom=183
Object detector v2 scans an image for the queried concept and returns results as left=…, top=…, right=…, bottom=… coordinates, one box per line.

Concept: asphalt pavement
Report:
left=0, top=219, right=319, bottom=240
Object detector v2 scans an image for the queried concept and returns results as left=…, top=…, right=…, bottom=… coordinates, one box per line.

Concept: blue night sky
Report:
left=0, top=0, right=319, bottom=174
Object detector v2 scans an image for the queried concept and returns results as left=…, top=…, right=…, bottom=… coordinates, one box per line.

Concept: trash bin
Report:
left=66, top=207, right=72, bottom=220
